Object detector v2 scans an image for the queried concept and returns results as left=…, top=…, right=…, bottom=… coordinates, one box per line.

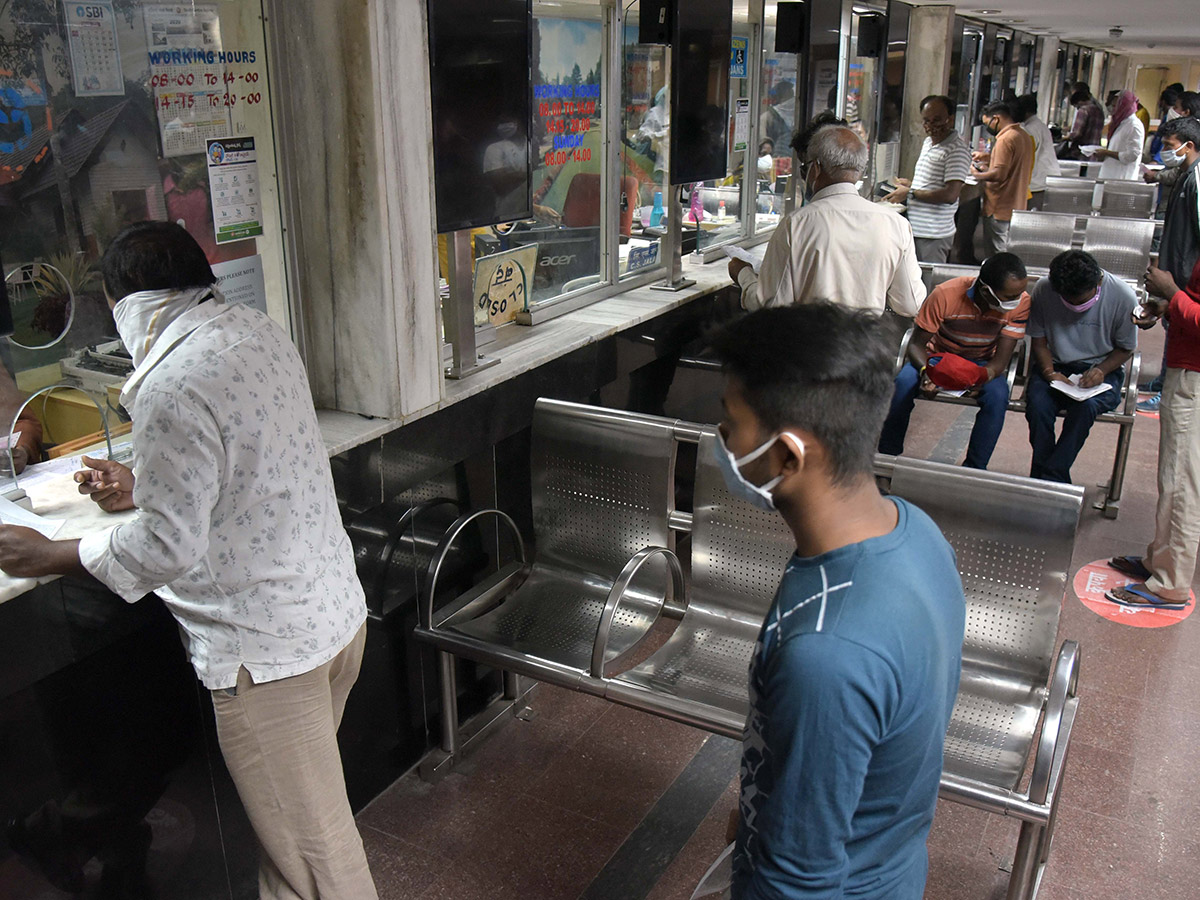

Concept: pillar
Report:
left=898, top=5, right=954, bottom=177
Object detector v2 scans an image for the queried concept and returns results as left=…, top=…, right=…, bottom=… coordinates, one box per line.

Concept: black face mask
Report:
left=985, top=119, right=1001, bottom=136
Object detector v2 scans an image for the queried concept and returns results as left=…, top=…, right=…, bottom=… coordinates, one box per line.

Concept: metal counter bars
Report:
left=413, top=400, right=1085, bottom=900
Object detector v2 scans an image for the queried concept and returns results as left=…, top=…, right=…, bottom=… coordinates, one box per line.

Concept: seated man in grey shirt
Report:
left=1025, top=250, right=1137, bottom=483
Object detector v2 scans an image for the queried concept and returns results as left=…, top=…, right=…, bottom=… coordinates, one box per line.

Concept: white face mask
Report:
left=713, top=429, right=805, bottom=512
left=975, top=279, right=1022, bottom=311
left=1163, top=143, right=1191, bottom=167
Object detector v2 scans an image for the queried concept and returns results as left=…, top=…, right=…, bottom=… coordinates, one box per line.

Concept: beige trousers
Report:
left=211, top=624, right=377, bottom=900
left=1145, top=369, right=1200, bottom=601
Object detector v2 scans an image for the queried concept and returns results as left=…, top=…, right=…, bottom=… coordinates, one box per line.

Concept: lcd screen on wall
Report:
left=669, top=0, right=733, bottom=184
left=428, top=0, right=533, bottom=233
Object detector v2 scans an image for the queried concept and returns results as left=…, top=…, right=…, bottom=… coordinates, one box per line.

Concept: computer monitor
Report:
left=669, top=0, right=733, bottom=185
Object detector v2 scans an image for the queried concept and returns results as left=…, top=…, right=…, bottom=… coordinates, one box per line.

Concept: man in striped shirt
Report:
left=884, top=95, right=971, bottom=263
left=879, top=253, right=1030, bottom=469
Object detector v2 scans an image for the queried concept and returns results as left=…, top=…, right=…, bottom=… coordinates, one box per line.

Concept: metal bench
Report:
left=1008, top=211, right=1076, bottom=269
left=1097, top=180, right=1157, bottom=219
left=1043, top=176, right=1097, bottom=215
left=1081, top=216, right=1155, bottom=284
left=416, top=399, right=1084, bottom=900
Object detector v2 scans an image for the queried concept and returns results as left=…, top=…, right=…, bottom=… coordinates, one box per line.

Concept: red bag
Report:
left=926, top=353, right=986, bottom=391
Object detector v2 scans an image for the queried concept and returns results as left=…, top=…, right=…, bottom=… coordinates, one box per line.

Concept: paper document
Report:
left=1050, top=374, right=1114, bottom=402
left=0, top=495, right=64, bottom=539
left=723, top=245, right=764, bottom=272
left=938, top=388, right=968, bottom=398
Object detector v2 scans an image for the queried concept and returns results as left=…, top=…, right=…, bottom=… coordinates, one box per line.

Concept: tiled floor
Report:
left=357, top=325, right=1200, bottom=898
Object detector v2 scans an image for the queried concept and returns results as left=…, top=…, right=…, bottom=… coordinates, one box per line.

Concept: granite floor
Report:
left=355, top=323, right=1200, bottom=899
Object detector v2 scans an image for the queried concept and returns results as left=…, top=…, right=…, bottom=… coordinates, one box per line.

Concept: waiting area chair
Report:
left=1008, top=211, right=1076, bottom=269
left=1043, top=177, right=1096, bottom=215
left=1081, top=217, right=1155, bottom=284
left=1097, top=180, right=1157, bottom=219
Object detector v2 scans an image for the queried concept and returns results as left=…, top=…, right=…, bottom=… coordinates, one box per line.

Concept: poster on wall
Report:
left=211, top=254, right=267, bottom=314
left=64, top=1, right=125, bottom=98
left=206, top=137, right=262, bottom=243
left=144, top=3, right=233, bottom=158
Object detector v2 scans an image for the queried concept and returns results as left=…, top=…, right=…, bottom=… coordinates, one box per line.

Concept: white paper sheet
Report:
left=1050, top=374, right=1115, bottom=401
left=723, top=245, right=765, bottom=272
left=0, top=495, right=65, bottom=539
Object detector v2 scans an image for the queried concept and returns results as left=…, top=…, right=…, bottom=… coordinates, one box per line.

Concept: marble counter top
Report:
left=1, top=256, right=735, bottom=605
left=0, top=465, right=137, bottom=605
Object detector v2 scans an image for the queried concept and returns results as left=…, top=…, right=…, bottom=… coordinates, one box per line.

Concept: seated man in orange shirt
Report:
left=878, top=253, right=1030, bottom=469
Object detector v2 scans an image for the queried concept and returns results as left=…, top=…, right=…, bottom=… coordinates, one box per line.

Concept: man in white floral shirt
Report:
left=0, top=222, right=377, bottom=900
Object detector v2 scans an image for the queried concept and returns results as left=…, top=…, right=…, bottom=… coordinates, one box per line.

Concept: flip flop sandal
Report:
left=1108, top=555, right=1151, bottom=580
left=1105, top=583, right=1189, bottom=611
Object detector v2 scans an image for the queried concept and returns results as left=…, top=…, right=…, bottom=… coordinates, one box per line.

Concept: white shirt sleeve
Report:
left=740, top=221, right=793, bottom=310
left=79, top=387, right=222, bottom=603
left=1114, top=118, right=1145, bottom=165
left=886, top=222, right=925, bottom=318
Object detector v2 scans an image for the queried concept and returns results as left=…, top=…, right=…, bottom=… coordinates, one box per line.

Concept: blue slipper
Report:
left=1108, top=556, right=1152, bottom=580
left=1105, top=582, right=1189, bottom=611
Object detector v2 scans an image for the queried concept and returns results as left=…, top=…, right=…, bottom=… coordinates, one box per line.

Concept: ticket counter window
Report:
left=0, top=0, right=288, bottom=449
left=621, top=3, right=669, bottom=282
left=758, top=2, right=800, bottom=233
left=691, top=8, right=753, bottom=254
left=467, top=2, right=613, bottom=314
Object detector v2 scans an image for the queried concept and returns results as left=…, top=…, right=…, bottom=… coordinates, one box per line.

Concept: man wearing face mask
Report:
left=0, top=222, right=378, bottom=899
left=878, top=253, right=1030, bottom=470
left=711, top=304, right=965, bottom=900
left=729, top=117, right=924, bottom=315
left=883, top=95, right=971, bottom=263
left=1156, top=116, right=1200, bottom=292
left=1025, top=250, right=1137, bottom=484
left=971, top=100, right=1034, bottom=258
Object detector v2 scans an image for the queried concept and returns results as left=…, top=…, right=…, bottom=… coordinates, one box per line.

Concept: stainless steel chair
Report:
left=1081, top=216, right=1155, bottom=283
left=1008, top=211, right=1077, bottom=269
left=885, top=457, right=1082, bottom=900
left=605, top=426, right=796, bottom=736
left=1043, top=176, right=1096, bottom=215
left=1097, top=180, right=1157, bottom=219
left=414, top=398, right=682, bottom=775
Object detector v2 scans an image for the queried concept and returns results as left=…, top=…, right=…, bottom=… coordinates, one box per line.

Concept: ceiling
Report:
left=910, top=0, right=1200, bottom=57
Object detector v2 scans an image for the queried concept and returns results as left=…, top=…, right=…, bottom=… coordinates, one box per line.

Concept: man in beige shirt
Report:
left=728, top=124, right=924, bottom=316
left=972, top=100, right=1034, bottom=257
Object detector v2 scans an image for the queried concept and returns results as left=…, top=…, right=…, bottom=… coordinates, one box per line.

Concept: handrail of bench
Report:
left=590, top=545, right=685, bottom=678
left=422, top=508, right=528, bottom=630
left=1028, top=640, right=1079, bottom=806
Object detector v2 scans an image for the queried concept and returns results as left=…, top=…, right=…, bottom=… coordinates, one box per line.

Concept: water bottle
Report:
left=649, top=191, right=664, bottom=228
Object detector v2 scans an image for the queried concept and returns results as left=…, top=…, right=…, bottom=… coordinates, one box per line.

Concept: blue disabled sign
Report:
left=730, top=37, right=748, bottom=78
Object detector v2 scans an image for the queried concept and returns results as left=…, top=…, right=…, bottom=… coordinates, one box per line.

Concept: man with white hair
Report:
left=729, top=118, right=924, bottom=316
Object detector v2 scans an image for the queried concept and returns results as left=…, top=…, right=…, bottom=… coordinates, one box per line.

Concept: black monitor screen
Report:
left=428, top=0, right=533, bottom=233
left=670, top=0, right=732, bottom=185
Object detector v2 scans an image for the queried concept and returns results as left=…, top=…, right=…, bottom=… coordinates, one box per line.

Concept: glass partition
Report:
left=757, top=1, right=800, bottom=232
left=0, top=0, right=289, bottom=449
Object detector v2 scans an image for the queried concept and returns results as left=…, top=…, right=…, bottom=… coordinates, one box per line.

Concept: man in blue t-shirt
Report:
left=709, top=304, right=966, bottom=900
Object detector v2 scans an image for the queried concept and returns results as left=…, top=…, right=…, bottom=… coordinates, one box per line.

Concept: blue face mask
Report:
left=713, top=428, right=805, bottom=512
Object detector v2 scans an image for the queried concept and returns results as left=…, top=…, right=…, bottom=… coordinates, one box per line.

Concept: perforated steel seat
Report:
left=1097, top=180, right=1157, bottom=219
left=1082, top=216, right=1155, bottom=283
left=1043, top=176, right=1096, bottom=215
left=1008, top=211, right=1076, bottom=270
left=887, top=459, right=1081, bottom=791
left=606, top=428, right=795, bottom=735
left=417, top=398, right=679, bottom=686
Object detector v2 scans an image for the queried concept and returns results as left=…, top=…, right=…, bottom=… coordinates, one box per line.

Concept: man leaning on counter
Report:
left=0, top=222, right=379, bottom=900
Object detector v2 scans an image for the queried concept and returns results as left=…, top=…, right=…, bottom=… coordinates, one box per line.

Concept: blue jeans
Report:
left=878, top=361, right=1012, bottom=469
left=1025, top=363, right=1124, bottom=483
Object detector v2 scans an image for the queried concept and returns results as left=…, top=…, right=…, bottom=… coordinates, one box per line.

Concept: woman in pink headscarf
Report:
left=1092, top=90, right=1145, bottom=180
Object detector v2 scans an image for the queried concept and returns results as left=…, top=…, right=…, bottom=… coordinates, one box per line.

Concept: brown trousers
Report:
left=212, top=625, right=377, bottom=900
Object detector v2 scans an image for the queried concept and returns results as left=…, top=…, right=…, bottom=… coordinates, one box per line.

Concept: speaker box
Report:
left=856, top=12, right=886, bottom=59
left=639, top=0, right=672, bottom=44
left=775, top=2, right=807, bottom=53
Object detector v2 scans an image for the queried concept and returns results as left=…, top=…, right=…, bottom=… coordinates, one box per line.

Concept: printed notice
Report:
left=733, top=97, right=750, bottom=153
left=144, top=3, right=233, bottom=157
left=472, top=245, right=537, bottom=326
left=206, top=137, right=263, bottom=243
left=211, top=254, right=267, bottom=313
left=65, top=1, right=125, bottom=97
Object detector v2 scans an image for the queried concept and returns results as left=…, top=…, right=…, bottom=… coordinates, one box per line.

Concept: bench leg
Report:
left=1007, top=820, right=1043, bottom=900
left=1100, top=420, right=1134, bottom=519
left=420, top=651, right=462, bottom=781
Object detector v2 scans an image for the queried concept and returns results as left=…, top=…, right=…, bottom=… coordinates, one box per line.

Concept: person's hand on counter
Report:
left=729, top=258, right=753, bottom=283
left=0, top=526, right=85, bottom=578
left=74, top=455, right=136, bottom=513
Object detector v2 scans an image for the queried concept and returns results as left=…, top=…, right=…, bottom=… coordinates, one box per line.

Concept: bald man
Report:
left=729, top=119, right=924, bottom=316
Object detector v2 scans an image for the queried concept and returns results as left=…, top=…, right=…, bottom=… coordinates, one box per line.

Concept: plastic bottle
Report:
left=718, top=200, right=727, bottom=220
left=689, top=187, right=703, bottom=224
left=649, top=191, right=664, bottom=228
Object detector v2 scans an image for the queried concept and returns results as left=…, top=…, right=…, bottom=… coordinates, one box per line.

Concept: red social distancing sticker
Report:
left=1073, top=560, right=1195, bottom=628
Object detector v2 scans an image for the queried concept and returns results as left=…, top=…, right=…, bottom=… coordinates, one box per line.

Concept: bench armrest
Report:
left=1121, top=351, right=1142, bottom=417
left=1028, top=639, right=1080, bottom=806
left=591, top=546, right=685, bottom=678
left=894, top=326, right=914, bottom=377
left=422, top=509, right=528, bottom=630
